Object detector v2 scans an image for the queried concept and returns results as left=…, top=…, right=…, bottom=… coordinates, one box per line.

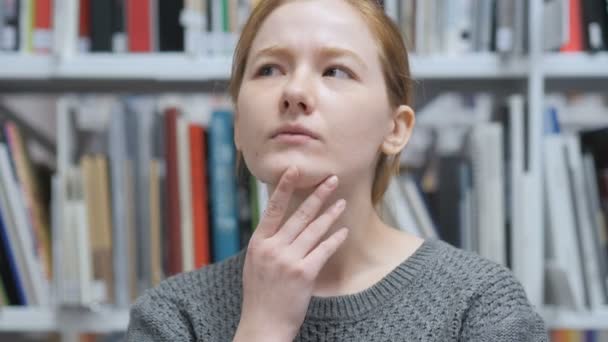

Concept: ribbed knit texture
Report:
left=126, top=239, right=548, bottom=341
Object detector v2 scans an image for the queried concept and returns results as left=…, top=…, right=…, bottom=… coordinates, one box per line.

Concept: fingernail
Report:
left=327, top=175, right=338, bottom=187
left=287, top=166, right=298, bottom=180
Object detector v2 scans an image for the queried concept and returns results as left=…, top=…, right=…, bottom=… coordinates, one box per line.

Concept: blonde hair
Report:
left=230, top=0, right=413, bottom=207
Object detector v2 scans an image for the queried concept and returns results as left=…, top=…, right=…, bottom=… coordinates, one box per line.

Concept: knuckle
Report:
left=249, top=240, right=278, bottom=260
left=289, top=264, right=313, bottom=282
left=264, top=200, right=284, bottom=218
left=294, top=208, right=314, bottom=224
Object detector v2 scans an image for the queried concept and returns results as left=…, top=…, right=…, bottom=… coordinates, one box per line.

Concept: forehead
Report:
left=250, top=0, right=379, bottom=60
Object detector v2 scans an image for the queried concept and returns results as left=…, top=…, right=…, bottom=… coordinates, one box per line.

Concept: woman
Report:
left=127, top=0, right=548, bottom=341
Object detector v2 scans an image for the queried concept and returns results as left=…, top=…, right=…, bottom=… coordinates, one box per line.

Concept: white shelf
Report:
left=0, top=53, right=232, bottom=81
left=0, top=52, right=530, bottom=81
left=55, top=53, right=232, bottom=81
left=543, top=307, right=608, bottom=330
left=0, top=307, right=129, bottom=333
left=0, top=54, right=54, bottom=79
left=409, top=53, right=529, bottom=79
left=543, top=53, right=608, bottom=78
left=7, top=53, right=608, bottom=81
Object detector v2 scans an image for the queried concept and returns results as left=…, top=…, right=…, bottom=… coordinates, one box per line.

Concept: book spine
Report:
left=209, top=110, right=239, bottom=262
left=127, top=0, right=151, bottom=52
left=164, top=108, right=182, bottom=275
left=189, top=124, right=210, bottom=268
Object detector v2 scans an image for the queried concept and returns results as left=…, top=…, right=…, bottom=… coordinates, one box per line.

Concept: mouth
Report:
left=270, top=125, right=320, bottom=140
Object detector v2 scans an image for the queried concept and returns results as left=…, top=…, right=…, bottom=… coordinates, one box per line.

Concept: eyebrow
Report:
left=251, top=45, right=368, bottom=70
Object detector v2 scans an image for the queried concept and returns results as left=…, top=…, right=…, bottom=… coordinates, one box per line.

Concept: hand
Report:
left=234, top=166, right=348, bottom=341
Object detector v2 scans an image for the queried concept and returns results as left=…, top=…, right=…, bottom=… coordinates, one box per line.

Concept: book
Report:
left=208, top=109, right=239, bottom=262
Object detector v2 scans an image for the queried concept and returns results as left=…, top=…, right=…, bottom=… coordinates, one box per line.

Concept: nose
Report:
left=280, top=71, right=315, bottom=115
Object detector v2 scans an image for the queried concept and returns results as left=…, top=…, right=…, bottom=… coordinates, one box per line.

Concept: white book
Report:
left=57, top=96, right=78, bottom=174
left=53, top=0, right=79, bottom=58
left=0, top=153, right=34, bottom=304
left=108, top=102, right=130, bottom=308
left=180, top=0, right=206, bottom=55
left=129, top=98, right=155, bottom=293
left=565, top=136, right=605, bottom=309
left=58, top=173, right=81, bottom=306
left=472, top=0, right=494, bottom=52
left=69, top=168, right=93, bottom=306
left=470, top=123, right=506, bottom=265
left=543, top=135, right=585, bottom=309
left=384, top=0, right=399, bottom=24
left=543, top=0, right=568, bottom=51
left=384, top=178, right=421, bottom=237
left=177, top=115, right=194, bottom=272
left=18, top=0, right=32, bottom=53
left=0, top=144, right=48, bottom=305
left=443, top=0, right=473, bottom=54
left=398, top=174, right=438, bottom=239
left=414, top=0, right=428, bottom=54
left=506, top=95, right=536, bottom=300
left=495, top=0, right=515, bottom=53
left=211, top=0, right=223, bottom=55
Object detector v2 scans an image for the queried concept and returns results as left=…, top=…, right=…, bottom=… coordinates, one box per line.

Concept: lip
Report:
left=270, top=124, right=320, bottom=140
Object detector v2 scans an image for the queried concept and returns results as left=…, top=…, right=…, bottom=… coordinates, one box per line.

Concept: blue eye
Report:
left=323, top=66, right=353, bottom=79
left=256, top=64, right=281, bottom=77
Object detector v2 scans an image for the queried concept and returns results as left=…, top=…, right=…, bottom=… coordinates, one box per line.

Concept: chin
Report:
left=248, top=155, right=333, bottom=189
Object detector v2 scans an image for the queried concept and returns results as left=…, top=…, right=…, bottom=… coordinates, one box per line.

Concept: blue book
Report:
left=544, top=107, right=561, bottom=135
left=208, top=109, right=240, bottom=262
left=0, top=201, right=27, bottom=305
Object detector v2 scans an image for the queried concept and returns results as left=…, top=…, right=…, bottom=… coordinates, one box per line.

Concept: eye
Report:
left=323, top=66, right=353, bottom=79
left=255, top=64, right=282, bottom=77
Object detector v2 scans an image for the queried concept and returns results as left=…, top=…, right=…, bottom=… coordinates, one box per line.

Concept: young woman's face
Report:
left=235, top=0, right=395, bottom=188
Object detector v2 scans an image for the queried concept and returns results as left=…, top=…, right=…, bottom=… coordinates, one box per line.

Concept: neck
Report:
left=265, top=176, right=413, bottom=296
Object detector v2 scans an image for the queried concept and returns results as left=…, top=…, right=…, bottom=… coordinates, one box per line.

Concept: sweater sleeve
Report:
left=126, top=289, right=196, bottom=342
left=459, top=272, right=549, bottom=342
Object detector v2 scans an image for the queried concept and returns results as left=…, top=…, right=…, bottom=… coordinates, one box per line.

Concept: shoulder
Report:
left=425, top=239, right=525, bottom=297
left=423, top=240, right=547, bottom=341
left=141, top=249, right=246, bottom=306
left=127, top=250, right=247, bottom=340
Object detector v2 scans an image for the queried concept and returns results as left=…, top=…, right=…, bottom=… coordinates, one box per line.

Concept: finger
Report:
left=255, top=166, right=299, bottom=238
left=275, top=174, right=339, bottom=244
left=290, top=199, right=346, bottom=258
left=300, top=228, right=348, bottom=275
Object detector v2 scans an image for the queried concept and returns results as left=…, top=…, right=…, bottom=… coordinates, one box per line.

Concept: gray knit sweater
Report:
left=126, top=239, right=548, bottom=341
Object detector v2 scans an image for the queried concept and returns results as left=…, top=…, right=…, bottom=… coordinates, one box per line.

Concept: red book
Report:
left=79, top=0, right=91, bottom=51
left=127, top=0, right=152, bottom=52
left=165, top=108, right=182, bottom=275
left=189, top=124, right=211, bottom=268
left=33, top=0, right=53, bottom=54
left=560, top=0, right=584, bottom=52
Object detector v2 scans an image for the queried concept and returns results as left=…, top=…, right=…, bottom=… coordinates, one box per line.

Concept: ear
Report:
left=381, top=105, right=415, bottom=155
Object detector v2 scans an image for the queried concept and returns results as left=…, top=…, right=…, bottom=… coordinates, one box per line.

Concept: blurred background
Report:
left=1, top=0, right=608, bottom=341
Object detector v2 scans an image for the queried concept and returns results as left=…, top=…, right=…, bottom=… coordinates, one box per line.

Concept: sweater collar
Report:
left=305, top=238, right=439, bottom=321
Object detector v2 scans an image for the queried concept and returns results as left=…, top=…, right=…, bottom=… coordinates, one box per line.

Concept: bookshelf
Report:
left=543, top=53, right=608, bottom=78
left=0, top=53, right=530, bottom=81
left=1, top=0, right=608, bottom=339
left=0, top=307, right=128, bottom=333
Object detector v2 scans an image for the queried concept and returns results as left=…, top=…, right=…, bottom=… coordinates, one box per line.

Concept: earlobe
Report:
left=381, top=105, right=415, bottom=155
